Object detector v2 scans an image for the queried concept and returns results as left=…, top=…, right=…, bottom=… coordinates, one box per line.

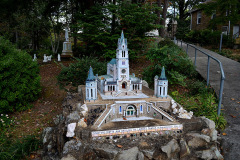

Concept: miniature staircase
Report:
left=94, top=104, right=109, bottom=126
left=150, top=103, right=175, bottom=122
left=113, top=91, right=122, bottom=97
left=94, top=105, right=112, bottom=128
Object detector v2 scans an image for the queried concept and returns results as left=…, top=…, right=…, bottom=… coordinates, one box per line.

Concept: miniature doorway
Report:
left=126, top=105, right=136, bottom=117
left=122, top=82, right=127, bottom=89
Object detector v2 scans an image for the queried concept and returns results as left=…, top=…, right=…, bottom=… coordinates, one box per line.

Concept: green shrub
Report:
left=171, top=91, right=226, bottom=130
left=175, top=20, right=190, bottom=40
left=158, top=38, right=176, bottom=48
left=57, top=57, right=107, bottom=88
left=185, top=29, right=228, bottom=46
left=0, top=134, right=41, bottom=160
left=142, top=42, right=196, bottom=87
left=0, top=37, right=41, bottom=113
left=187, top=79, right=208, bottom=95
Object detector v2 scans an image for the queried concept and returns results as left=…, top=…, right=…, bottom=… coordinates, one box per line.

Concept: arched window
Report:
left=147, top=104, right=151, bottom=113
left=119, top=106, right=122, bottom=113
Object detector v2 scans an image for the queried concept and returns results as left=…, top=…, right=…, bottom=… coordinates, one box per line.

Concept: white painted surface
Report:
left=111, top=116, right=153, bottom=122
left=115, top=100, right=146, bottom=104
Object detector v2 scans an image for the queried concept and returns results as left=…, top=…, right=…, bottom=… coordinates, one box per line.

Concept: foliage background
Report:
left=0, top=37, right=41, bottom=113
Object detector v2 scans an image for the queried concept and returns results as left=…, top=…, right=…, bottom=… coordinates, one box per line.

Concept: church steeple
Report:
left=87, top=66, right=95, bottom=81
left=118, top=30, right=128, bottom=50
left=155, top=66, right=168, bottom=98
left=159, top=66, right=167, bottom=80
left=116, top=31, right=130, bottom=81
left=85, top=66, right=97, bottom=101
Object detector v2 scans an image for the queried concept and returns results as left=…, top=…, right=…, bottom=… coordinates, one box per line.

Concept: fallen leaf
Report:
left=117, top=144, right=123, bottom=148
left=230, top=115, right=236, bottom=118
left=231, top=98, right=235, bottom=101
left=222, top=133, right=227, bottom=136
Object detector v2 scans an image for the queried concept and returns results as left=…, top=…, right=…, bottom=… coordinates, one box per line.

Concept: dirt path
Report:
left=12, top=60, right=74, bottom=138
left=177, top=41, right=240, bottom=160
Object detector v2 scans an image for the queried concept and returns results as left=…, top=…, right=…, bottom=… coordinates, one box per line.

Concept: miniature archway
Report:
left=122, top=82, right=127, bottom=89
left=126, top=105, right=136, bottom=117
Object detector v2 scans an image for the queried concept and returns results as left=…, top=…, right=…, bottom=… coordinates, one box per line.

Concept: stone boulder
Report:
left=201, top=116, right=215, bottom=129
left=43, top=127, right=53, bottom=145
left=179, top=138, right=190, bottom=158
left=116, top=147, right=144, bottom=160
left=77, top=103, right=88, bottom=117
left=161, top=139, right=180, bottom=159
left=187, top=133, right=210, bottom=149
left=93, top=143, right=119, bottom=159
left=66, top=123, right=76, bottom=137
left=210, top=129, right=218, bottom=141
left=77, top=118, right=87, bottom=128
left=66, top=111, right=80, bottom=124
left=196, top=146, right=223, bottom=160
left=61, top=154, right=77, bottom=160
left=63, top=139, right=82, bottom=155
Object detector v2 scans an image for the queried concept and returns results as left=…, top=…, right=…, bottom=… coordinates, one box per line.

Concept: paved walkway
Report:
left=176, top=42, right=240, bottom=160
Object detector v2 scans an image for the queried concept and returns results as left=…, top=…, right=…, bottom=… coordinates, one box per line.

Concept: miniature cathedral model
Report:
left=85, top=31, right=168, bottom=101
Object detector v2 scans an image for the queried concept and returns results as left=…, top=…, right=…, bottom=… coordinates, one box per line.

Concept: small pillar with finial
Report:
left=62, top=26, right=73, bottom=57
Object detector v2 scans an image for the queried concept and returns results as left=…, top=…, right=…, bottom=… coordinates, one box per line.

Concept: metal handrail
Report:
left=176, top=39, right=225, bottom=116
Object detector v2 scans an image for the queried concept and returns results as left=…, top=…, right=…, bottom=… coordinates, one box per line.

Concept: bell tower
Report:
left=116, top=31, right=129, bottom=81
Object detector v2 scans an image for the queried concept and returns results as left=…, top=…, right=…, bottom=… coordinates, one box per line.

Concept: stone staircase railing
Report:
left=97, top=108, right=113, bottom=128
left=94, top=104, right=108, bottom=126
left=150, top=103, right=175, bottom=122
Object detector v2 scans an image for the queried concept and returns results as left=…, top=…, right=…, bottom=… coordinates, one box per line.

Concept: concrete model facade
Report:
left=86, top=67, right=98, bottom=101
left=154, top=66, right=168, bottom=98
left=97, top=31, right=143, bottom=98
left=82, top=31, right=184, bottom=138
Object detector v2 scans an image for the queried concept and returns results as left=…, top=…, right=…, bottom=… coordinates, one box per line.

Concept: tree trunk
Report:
left=160, top=0, right=168, bottom=38
left=178, top=0, right=185, bottom=20
left=111, top=0, right=116, bottom=34
left=156, top=0, right=161, bottom=36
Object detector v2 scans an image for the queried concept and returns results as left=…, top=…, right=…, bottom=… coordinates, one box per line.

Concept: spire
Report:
left=87, top=66, right=95, bottom=81
left=121, top=30, right=124, bottom=41
left=118, top=30, right=127, bottom=49
left=159, top=66, right=167, bottom=80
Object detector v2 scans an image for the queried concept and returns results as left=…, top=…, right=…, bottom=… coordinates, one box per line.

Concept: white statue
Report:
left=47, top=55, right=52, bottom=61
left=43, top=54, right=48, bottom=62
left=33, top=54, right=37, bottom=61
left=65, top=27, right=69, bottom=42
left=58, top=54, right=61, bottom=61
